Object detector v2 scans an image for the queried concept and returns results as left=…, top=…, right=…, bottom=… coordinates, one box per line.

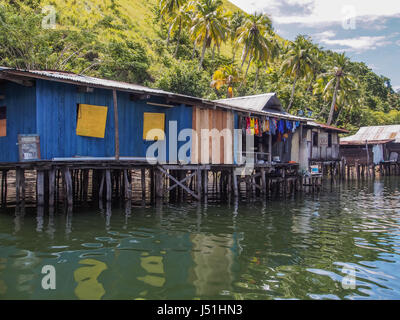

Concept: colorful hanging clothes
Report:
left=286, top=120, right=292, bottom=132
left=292, top=121, right=296, bottom=133
left=254, top=118, right=260, bottom=136
left=259, top=119, right=263, bottom=136
left=246, top=117, right=251, bottom=135
left=283, top=133, right=289, bottom=141
left=270, top=119, right=277, bottom=135
left=263, top=118, right=270, bottom=133
left=278, top=120, right=285, bottom=134
left=250, top=118, right=255, bottom=135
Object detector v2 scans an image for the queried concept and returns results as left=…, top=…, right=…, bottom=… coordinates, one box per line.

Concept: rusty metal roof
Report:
left=340, top=125, right=400, bottom=145
left=340, top=139, right=395, bottom=146
left=306, top=121, right=349, bottom=133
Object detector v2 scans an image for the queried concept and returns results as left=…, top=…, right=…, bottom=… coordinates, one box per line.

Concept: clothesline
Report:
left=243, top=116, right=301, bottom=139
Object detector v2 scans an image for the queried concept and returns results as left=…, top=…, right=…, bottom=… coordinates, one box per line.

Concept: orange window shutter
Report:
left=0, top=106, right=6, bottom=137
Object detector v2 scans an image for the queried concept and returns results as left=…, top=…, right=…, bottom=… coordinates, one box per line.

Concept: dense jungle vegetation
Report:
left=1, top=0, right=399, bottom=133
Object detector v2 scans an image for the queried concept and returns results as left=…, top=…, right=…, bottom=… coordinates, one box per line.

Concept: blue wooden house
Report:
left=0, top=67, right=309, bottom=165
left=0, top=68, right=197, bottom=163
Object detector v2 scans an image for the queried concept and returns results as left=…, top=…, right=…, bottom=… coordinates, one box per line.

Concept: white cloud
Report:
left=313, top=30, right=336, bottom=41
left=319, top=35, right=391, bottom=53
left=231, top=0, right=400, bottom=26
left=310, top=30, right=398, bottom=53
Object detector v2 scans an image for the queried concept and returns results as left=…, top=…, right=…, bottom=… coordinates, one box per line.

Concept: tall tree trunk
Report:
left=211, top=43, right=216, bottom=60
left=241, top=46, right=250, bottom=70
left=199, top=35, right=208, bottom=69
left=327, top=77, right=340, bottom=126
left=166, top=23, right=172, bottom=47
left=244, top=54, right=253, bottom=79
left=334, top=106, right=344, bottom=126
left=307, top=72, right=316, bottom=94
left=192, top=41, right=196, bottom=58
left=254, top=66, right=259, bottom=90
left=174, top=21, right=182, bottom=57
left=287, top=73, right=298, bottom=112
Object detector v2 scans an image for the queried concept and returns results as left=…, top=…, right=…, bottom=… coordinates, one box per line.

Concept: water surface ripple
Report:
left=0, top=178, right=400, bottom=300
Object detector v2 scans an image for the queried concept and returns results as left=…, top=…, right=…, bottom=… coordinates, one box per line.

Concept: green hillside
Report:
left=0, top=0, right=399, bottom=131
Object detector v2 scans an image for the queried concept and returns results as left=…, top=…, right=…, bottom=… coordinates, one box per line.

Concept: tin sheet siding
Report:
left=36, top=80, right=116, bottom=159
left=117, top=93, right=193, bottom=161
left=0, top=82, right=37, bottom=162
left=35, top=80, right=193, bottom=161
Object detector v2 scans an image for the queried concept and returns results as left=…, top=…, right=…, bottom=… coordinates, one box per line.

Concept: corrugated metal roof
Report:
left=340, top=125, right=400, bottom=144
left=1, top=67, right=186, bottom=97
left=214, top=93, right=310, bottom=121
left=0, top=67, right=310, bottom=121
left=340, top=139, right=395, bottom=146
left=215, top=93, right=282, bottom=112
left=306, top=121, right=349, bottom=133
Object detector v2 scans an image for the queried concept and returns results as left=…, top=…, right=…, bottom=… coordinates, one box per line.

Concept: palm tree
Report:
left=236, top=13, right=275, bottom=81
left=159, top=0, right=187, bottom=46
left=280, top=35, right=314, bottom=112
left=307, top=44, right=323, bottom=93
left=334, top=88, right=360, bottom=125
left=314, top=53, right=356, bottom=125
left=228, top=11, right=245, bottom=62
left=190, top=0, right=228, bottom=68
left=167, top=3, right=191, bottom=57
left=211, top=64, right=241, bottom=98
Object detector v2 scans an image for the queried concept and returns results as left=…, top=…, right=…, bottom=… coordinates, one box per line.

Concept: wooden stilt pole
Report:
left=106, top=169, right=112, bottom=202
left=124, top=169, right=132, bottom=201
left=197, top=169, right=202, bottom=200
left=63, top=168, right=73, bottom=207
left=16, top=168, right=21, bottom=204
left=37, top=170, right=45, bottom=207
left=49, top=168, right=56, bottom=207
left=261, top=168, right=266, bottom=195
left=232, top=169, right=238, bottom=198
left=141, top=168, right=146, bottom=202
left=203, top=170, right=208, bottom=197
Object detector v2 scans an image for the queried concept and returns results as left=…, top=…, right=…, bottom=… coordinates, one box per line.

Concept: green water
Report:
left=1, top=178, right=400, bottom=300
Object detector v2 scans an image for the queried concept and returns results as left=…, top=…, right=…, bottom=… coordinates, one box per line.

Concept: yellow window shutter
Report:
left=76, top=104, right=108, bottom=138
left=143, top=113, right=165, bottom=141
left=0, top=119, right=5, bottom=137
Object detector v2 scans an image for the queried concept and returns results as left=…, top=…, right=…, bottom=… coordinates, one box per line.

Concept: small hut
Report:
left=340, top=125, right=400, bottom=165
left=301, top=121, right=349, bottom=171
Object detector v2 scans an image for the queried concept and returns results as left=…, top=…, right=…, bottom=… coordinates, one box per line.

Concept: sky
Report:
left=230, top=0, right=400, bottom=92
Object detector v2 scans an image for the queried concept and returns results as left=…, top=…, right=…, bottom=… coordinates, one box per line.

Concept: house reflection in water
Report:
left=189, top=233, right=239, bottom=298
